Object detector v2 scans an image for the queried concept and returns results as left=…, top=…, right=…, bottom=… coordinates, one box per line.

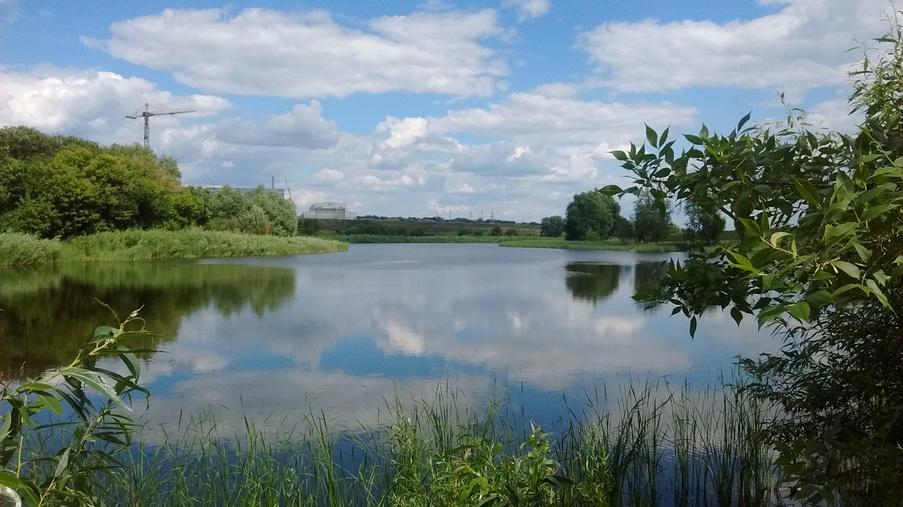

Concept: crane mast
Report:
left=126, top=103, right=194, bottom=149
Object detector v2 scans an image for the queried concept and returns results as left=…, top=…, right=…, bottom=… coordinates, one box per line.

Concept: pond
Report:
left=0, top=243, right=772, bottom=435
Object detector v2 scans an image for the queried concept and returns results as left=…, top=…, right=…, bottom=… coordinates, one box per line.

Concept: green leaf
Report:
left=737, top=112, right=752, bottom=131
left=862, top=203, right=896, bottom=221
left=793, top=178, right=822, bottom=207
left=598, top=184, right=622, bottom=196
left=769, top=231, right=792, bottom=247
left=730, top=306, right=743, bottom=325
left=659, top=127, right=669, bottom=146
left=689, top=316, right=698, bottom=337
left=737, top=218, right=762, bottom=237
left=684, top=134, right=704, bottom=145
left=94, top=325, right=116, bottom=340
left=788, top=301, right=811, bottom=321
left=645, top=124, right=658, bottom=148
left=865, top=279, right=891, bottom=308
left=54, top=448, right=71, bottom=479
left=831, top=260, right=861, bottom=280
left=611, top=150, right=628, bottom=161
left=852, top=242, right=872, bottom=262
left=805, top=290, right=833, bottom=306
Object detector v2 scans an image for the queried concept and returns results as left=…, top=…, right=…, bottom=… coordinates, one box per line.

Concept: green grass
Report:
left=0, top=230, right=347, bottom=266
left=93, top=380, right=779, bottom=506
left=0, top=233, right=62, bottom=266
left=500, top=237, right=687, bottom=252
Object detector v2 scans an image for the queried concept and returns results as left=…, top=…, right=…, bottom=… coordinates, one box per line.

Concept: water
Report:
left=0, top=243, right=772, bottom=434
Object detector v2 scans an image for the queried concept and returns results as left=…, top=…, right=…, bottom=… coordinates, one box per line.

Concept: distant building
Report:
left=301, top=202, right=356, bottom=220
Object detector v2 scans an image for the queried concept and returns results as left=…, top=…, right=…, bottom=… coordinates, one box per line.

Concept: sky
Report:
left=0, top=0, right=891, bottom=221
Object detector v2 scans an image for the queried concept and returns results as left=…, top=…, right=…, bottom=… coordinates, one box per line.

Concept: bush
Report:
left=0, top=233, right=61, bottom=266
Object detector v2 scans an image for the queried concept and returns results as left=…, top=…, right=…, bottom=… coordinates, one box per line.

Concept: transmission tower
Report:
left=126, top=103, right=194, bottom=149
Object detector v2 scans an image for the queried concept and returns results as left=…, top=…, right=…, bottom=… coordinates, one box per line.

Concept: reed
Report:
left=0, top=229, right=347, bottom=266
left=96, top=379, right=781, bottom=506
left=0, top=232, right=62, bottom=266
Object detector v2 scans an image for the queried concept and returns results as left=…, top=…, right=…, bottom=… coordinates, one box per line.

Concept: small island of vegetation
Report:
left=0, top=127, right=347, bottom=265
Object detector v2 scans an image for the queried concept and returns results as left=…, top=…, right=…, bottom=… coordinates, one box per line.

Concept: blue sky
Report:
left=0, top=0, right=887, bottom=220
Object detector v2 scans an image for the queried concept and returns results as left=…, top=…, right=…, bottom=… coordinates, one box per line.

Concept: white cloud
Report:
left=437, top=91, right=697, bottom=144
left=93, top=7, right=508, bottom=99
left=216, top=102, right=338, bottom=149
left=502, top=0, right=550, bottom=21
left=805, top=97, right=863, bottom=132
left=578, top=0, right=888, bottom=94
left=314, top=168, right=345, bottom=183
left=0, top=66, right=229, bottom=146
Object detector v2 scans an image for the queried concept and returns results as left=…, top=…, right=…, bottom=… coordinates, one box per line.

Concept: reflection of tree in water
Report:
left=564, top=263, right=625, bottom=304
left=0, top=262, right=296, bottom=380
left=633, top=261, right=667, bottom=296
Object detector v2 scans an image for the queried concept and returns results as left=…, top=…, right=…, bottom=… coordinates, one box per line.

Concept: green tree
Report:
left=631, top=191, right=670, bottom=242
left=684, top=200, right=725, bottom=243
left=540, top=215, right=565, bottom=237
left=614, top=215, right=634, bottom=240
left=605, top=26, right=903, bottom=503
left=564, top=190, right=620, bottom=240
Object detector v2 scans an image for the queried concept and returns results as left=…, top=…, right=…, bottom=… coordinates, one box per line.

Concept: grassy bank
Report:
left=0, top=230, right=347, bottom=266
left=501, top=237, right=686, bottom=252
left=95, top=382, right=778, bottom=506
left=0, top=233, right=63, bottom=266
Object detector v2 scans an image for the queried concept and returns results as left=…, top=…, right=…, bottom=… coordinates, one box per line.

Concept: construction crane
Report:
left=126, top=103, right=194, bottom=149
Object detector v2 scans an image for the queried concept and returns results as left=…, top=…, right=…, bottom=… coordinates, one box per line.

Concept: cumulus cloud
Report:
left=216, top=102, right=339, bottom=149
left=314, top=168, right=345, bottom=183
left=804, top=97, right=863, bottom=132
left=437, top=91, right=697, bottom=143
left=502, top=0, right=550, bottom=21
left=578, top=0, right=888, bottom=94
left=371, top=89, right=696, bottom=181
left=91, top=7, right=508, bottom=99
left=0, top=66, right=229, bottom=144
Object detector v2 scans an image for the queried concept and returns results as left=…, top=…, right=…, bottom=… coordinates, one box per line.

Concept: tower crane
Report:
left=126, top=103, right=194, bottom=150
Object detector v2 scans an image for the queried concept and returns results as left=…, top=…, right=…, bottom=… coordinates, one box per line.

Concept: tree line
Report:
left=539, top=188, right=724, bottom=243
left=0, top=127, right=297, bottom=238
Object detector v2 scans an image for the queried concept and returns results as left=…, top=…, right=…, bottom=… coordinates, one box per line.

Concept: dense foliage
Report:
left=0, top=127, right=297, bottom=238
left=539, top=215, right=565, bottom=237
left=684, top=200, right=725, bottom=243
left=607, top=24, right=903, bottom=504
left=631, top=191, right=671, bottom=242
left=564, top=190, right=620, bottom=240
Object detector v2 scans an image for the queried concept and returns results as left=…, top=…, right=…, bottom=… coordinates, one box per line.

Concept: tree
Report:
left=540, top=215, right=565, bottom=237
left=564, top=190, right=620, bottom=240
left=605, top=26, right=903, bottom=503
left=684, top=200, right=725, bottom=243
left=614, top=215, right=634, bottom=240
left=631, top=191, right=670, bottom=242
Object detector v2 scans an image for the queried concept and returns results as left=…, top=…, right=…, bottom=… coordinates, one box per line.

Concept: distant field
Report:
left=0, top=230, right=348, bottom=266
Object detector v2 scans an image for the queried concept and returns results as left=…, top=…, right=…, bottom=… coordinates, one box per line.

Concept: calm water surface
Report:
left=0, top=243, right=772, bottom=434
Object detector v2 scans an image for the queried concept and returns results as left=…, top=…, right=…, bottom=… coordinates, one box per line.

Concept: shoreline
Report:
left=0, top=229, right=348, bottom=267
left=340, top=234, right=685, bottom=252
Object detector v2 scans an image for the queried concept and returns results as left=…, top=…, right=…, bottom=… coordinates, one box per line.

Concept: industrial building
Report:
left=301, top=202, right=355, bottom=220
